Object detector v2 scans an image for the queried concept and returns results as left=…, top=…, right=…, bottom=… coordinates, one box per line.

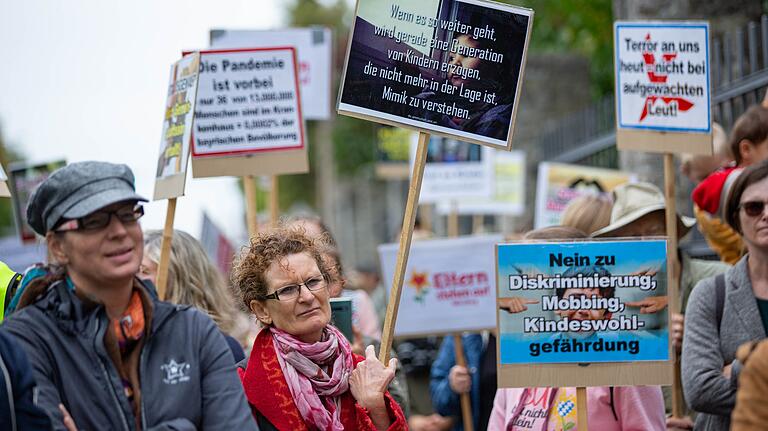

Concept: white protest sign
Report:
left=191, top=47, right=308, bottom=177
left=614, top=21, right=712, bottom=154
left=414, top=135, right=494, bottom=203
left=436, top=149, right=525, bottom=215
left=378, top=234, right=502, bottom=337
left=210, top=28, right=333, bottom=120
left=153, top=53, right=200, bottom=200
left=0, top=164, right=9, bottom=197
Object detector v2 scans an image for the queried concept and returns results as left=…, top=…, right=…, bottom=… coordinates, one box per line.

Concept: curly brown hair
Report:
left=231, top=226, right=328, bottom=310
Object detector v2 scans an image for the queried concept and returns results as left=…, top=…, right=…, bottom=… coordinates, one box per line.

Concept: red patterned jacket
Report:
left=239, top=329, right=408, bottom=431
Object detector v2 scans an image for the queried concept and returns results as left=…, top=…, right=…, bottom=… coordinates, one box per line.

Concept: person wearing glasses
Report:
left=682, top=159, right=768, bottom=431
left=231, top=226, right=407, bottom=431
left=2, top=161, right=256, bottom=431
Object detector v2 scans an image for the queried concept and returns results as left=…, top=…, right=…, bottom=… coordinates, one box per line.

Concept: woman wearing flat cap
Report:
left=231, top=226, right=407, bottom=431
left=2, top=161, right=257, bottom=431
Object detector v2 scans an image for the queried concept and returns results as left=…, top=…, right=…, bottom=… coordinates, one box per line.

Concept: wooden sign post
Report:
left=152, top=52, right=201, bottom=300
left=336, top=0, right=534, bottom=374
left=447, top=204, right=473, bottom=431
left=379, top=132, right=429, bottom=362
left=243, top=176, right=259, bottom=238
left=614, top=21, right=713, bottom=418
left=270, top=175, right=280, bottom=226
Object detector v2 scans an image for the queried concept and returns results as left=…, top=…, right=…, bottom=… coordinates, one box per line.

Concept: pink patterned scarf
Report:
left=270, top=325, right=354, bottom=431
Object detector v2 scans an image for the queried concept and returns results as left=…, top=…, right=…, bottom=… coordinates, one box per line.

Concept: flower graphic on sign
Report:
left=408, top=271, right=430, bottom=304
left=556, top=399, right=576, bottom=431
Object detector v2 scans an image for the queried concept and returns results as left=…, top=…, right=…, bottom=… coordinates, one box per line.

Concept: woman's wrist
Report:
left=359, top=393, right=387, bottom=411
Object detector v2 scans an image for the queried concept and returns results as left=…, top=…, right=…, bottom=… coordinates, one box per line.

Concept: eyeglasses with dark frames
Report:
left=55, top=204, right=144, bottom=232
left=739, top=200, right=768, bottom=218
left=260, top=274, right=328, bottom=301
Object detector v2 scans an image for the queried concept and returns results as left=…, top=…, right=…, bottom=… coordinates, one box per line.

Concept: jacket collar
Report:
left=34, top=277, right=176, bottom=337
left=240, top=329, right=307, bottom=431
left=727, top=255, right=767, bottom=339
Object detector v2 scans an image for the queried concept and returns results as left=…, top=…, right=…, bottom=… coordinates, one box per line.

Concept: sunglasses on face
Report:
left=261, top=274, right=327, bottom=301
left=55, top=204, right=144, bottom=232
left=739, top=201, right=768, bottom=218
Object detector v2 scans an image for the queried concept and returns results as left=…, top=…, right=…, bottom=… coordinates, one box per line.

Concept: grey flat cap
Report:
left=27, top=161, right=147, bottom=235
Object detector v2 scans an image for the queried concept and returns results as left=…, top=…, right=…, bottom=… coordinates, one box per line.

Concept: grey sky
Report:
left=0, top=0, right=285, bottom=242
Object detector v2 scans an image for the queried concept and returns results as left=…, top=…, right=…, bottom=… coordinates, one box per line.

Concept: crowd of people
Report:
left=2, top=103, right=768, bottom=431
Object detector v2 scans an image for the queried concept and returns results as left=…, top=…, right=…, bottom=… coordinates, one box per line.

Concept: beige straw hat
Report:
left=592, top=182, right=696, bottom=238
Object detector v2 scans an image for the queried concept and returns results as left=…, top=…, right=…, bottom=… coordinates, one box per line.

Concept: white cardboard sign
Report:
left=413, top=135, right=494, bottom=204
left=210, top=28, right=333, bottom=120
left=615, top=21, right=710, bottom=134
left=378, top=234, right=502, bottom=337
left=436, top=149, right=525, bottom=215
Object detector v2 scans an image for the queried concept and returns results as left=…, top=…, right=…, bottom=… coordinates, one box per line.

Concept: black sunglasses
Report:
left=55, top=204, right=144, bottom=232
left=739, top=201, right=768, bottom=218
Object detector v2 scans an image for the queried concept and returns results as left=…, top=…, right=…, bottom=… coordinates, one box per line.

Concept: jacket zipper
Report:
left=94, top=318, right=132, bottom=431
left=139, top=305, right=176, bottom=431
left=140, top=346, right=147, bottom=430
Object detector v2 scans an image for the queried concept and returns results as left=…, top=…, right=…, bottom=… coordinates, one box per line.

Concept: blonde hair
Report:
left=144, top=230, right=239, bottom=335
left=560, top=194, right=613, bottom=235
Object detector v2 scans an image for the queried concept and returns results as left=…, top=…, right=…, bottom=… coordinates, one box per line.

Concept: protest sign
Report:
left=534, top=162, right=635, bottom=229
left=338, top=0, right=533, bottom=150
left=153, top=52, right=200, bottom=200
left=415, top=135, right=493, bottom=203
left=614, top=21, right=712, bottom=155
left=497, top=239, right=673, bottom=387
left=8, top=160, right=66, bottom=242
left=375, top=126, right=413, bottom=179
left=190, top=47, right=308, bottom=177
left=0, top=164, right=9, bottom=197
left=210, top=27, right=333, bottom=120
left=437, top=149, right=525, bottom=215
left=378, top=234, right=502, bottom=337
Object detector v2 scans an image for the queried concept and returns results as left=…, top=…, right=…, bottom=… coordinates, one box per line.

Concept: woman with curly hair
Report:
left=231, top=226, right=407, bottom=430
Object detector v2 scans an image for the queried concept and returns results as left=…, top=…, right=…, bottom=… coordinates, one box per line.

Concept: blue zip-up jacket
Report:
left=3, top=278, right=258, bottom=431
left=430, top=334, right=484, bottom=431
left=0, top=329, right=51, bottom=431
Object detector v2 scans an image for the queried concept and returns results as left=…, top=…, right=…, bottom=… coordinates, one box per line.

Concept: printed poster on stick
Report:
left=378, top=234, right=502, bottom=337
left=338, top=0, right=533, bottom=150
left=0, top=164, right=9, bottom=197
left=210, top=27, right=333, bottom=120
left=534, top=162, right=636, bottom=229
left=614, top=21, right=712, bottom=155
left=375, top=126, right=414, bottom=179
left=153, top=52, right=200, bottom=200
left=413, top=135, right=494, bottom=203
left=191, top=47, right=308, bottom=178
left=497, top=239, right=673, bottom=388
left=436, top=149, right=525, bottom=215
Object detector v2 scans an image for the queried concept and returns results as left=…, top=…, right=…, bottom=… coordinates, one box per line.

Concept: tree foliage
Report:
left=513, top=0, right=614, bottom=99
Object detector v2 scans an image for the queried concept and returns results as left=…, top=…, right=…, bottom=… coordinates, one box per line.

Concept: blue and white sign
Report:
left=497, top=239, right=669, bottom=364
left=614, top=22, right=710, bottom=133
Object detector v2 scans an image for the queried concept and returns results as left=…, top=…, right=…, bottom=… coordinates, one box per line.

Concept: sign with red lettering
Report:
left=614, top=21, right=712, bottom=155
left=615, top=22, right=710, bottom=133
left=378, top=234, right=502, bottom=337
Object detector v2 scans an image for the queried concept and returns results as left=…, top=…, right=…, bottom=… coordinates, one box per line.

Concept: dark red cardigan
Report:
left=239, top=329, right=408, bottom=431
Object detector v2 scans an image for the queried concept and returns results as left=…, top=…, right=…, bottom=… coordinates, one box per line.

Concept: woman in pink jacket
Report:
left=487, top=386, right=665, bottom=431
